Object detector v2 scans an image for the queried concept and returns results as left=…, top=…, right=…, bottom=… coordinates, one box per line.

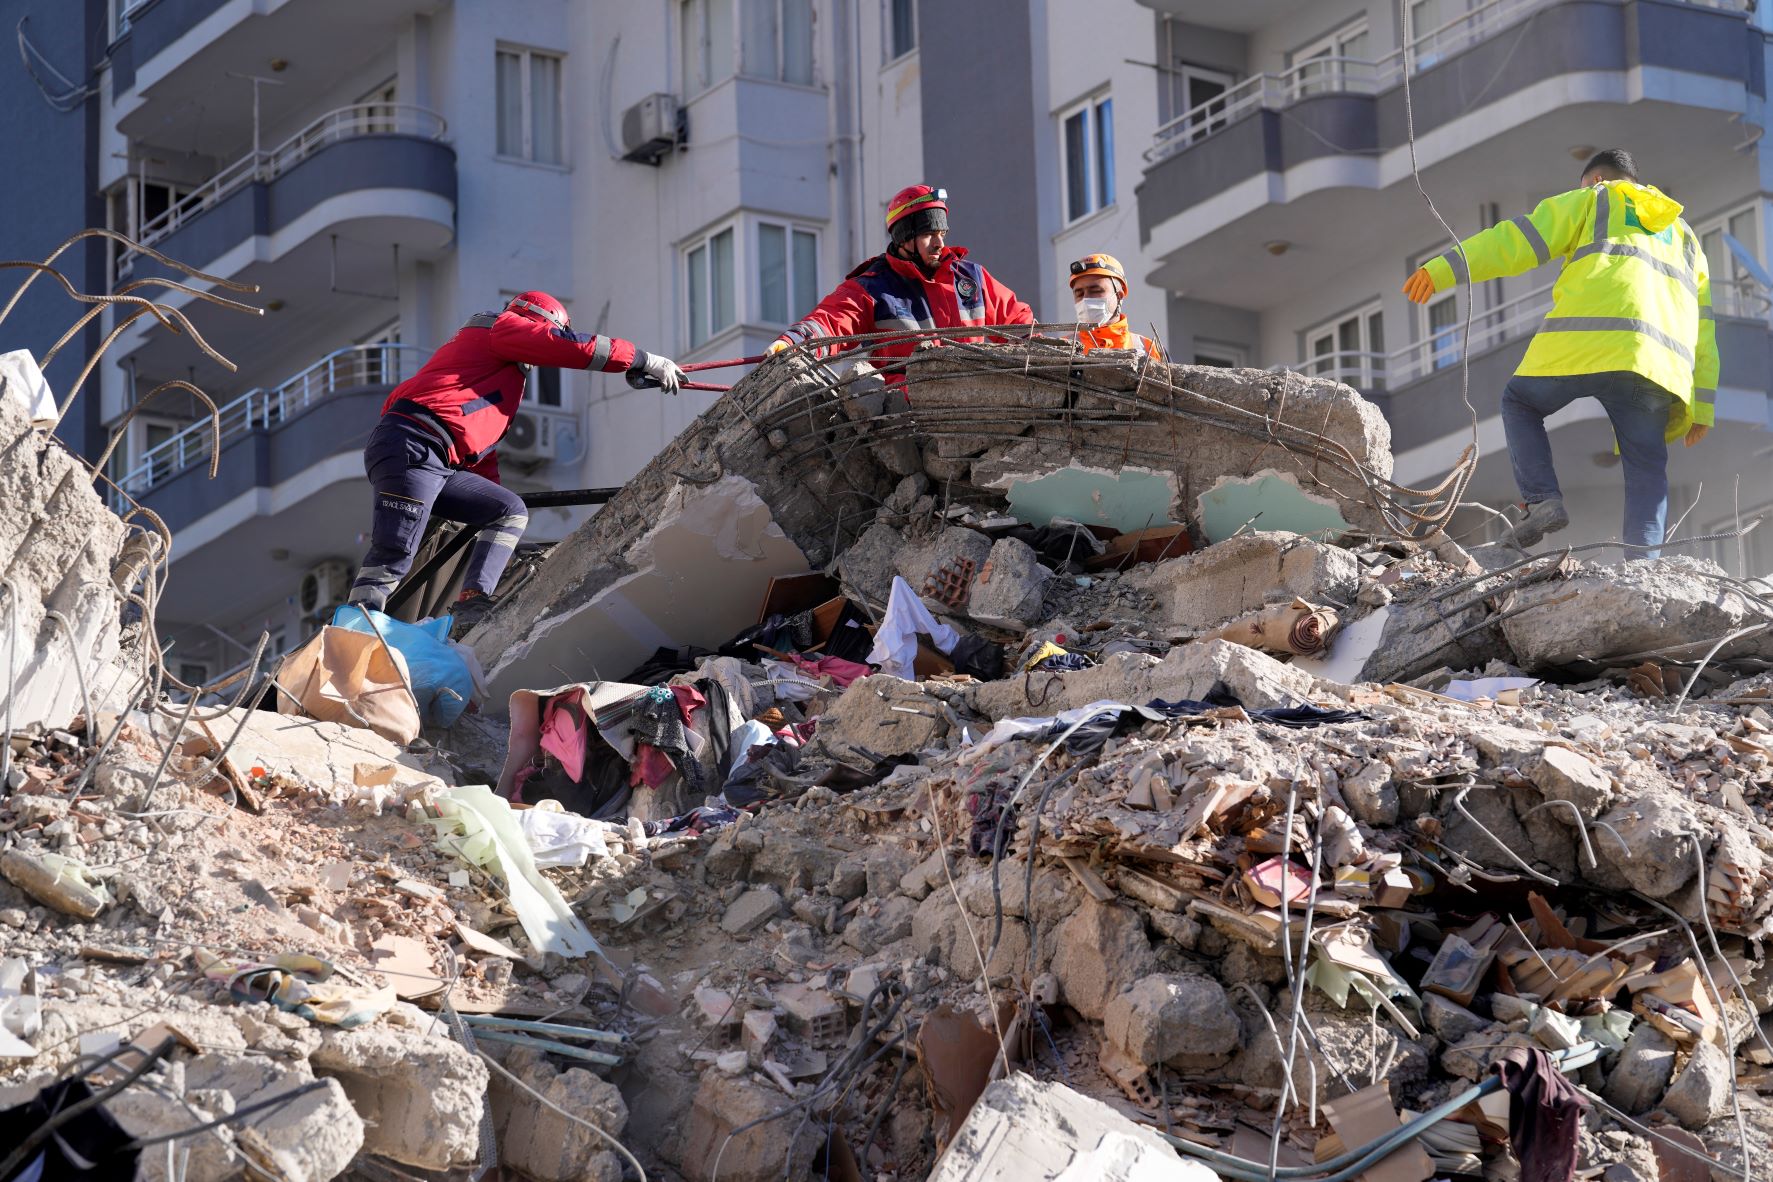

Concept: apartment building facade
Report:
left=66, top=0, right=1170, bottom=688
left=1135, top=0, right=1773, bottom=571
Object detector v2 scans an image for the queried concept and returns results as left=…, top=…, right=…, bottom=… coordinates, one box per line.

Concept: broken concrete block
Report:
left=836, top=521, right=905, bottom=605
left=1594, top=794, right=1702, bottom=899
left=1501, top=555, right=1773, bottom=672
left=1341, top=761, right=1398, bottom=827
left=1196, top=470, right=1353, bottom=544
left=175, top=1053, right=363, bottom=1182
left=1661, top=1040, right=1731, bottom=1129
left=490, top=1048, right=629, bottom=1182
left=746, top=831, right=838, bottom=892
left=828, top=852, right=869, bottom=900
left=806, top=675, right=949, bottom=760
left=926, top=1072, right=1219, bottom=1181
left=1422, top=993, right=1490, bottom=1044
left=1357, top=589, right=1508, bottom=686
left=967, top=537, right=1050, bottom=629
left=1119, top=532, right=1360, bottom=633
left=308, top=1003, right=489, bottom=1171
left=676, top=1072, right=817, bottom=1182
left=895, top=526, right=994, bottom=611
left=1101, top=973, right=1240, bottom=1069
left=1052, top=901, right=1155, bottom=1020
left=0, top=849, right=108, bottom=919
left=720, top=886, right=783, bottom=935
left=1603, top=1022, right=1678, bottom=1115
left=1527, top=746, right=1614, bottom=820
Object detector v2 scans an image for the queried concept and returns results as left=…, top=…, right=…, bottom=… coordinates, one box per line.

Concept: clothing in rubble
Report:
left=0, top=1075, right=139, bottom=1180
left=621, top=644, right=714, bottom=687
left=869, top=575, right=961, bottom=679
left=1491, top=1046, right=1589, bottom=1182
left=720, top=611, right=817, bottom=659
left=628, top=685, right=707, bottom=795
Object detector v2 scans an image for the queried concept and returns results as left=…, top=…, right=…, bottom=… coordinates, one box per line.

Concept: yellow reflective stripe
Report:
left=1569, top=242, right=1699, bottom=297
left=1510, top=215, right=1550, bottom=266
left=1537, top=315, right=1694, bottom=365
left=887, top=193, right=941, bottom=222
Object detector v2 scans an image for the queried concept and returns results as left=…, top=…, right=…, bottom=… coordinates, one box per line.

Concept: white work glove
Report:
left=625, top=350, right=685, bottom=394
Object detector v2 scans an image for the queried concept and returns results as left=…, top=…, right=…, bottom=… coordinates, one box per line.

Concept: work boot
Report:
left=1503, top=498, right=1569, bottom=549
left=449, top=594, right=498, bottom=640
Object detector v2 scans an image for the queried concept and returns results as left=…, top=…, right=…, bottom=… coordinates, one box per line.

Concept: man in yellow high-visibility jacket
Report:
left=1404, top=149, right=1717, bottom=558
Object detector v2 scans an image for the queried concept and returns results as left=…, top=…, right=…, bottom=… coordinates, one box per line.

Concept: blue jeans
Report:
left=1501, top=372, right=1672, bottom=558
left=348, top=416, right=529, bottom=608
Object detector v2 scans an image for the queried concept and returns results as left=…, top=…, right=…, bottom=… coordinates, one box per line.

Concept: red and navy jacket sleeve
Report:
left=980, top=267, right=1033, bottom=325
left=487, top=313, right=638, bottom=372
left=779, top=276, right=877, bottom=355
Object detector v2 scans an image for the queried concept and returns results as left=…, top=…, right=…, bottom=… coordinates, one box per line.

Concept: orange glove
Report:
left=1685, top=423, right=1710, bottom=447
left=1402, top=268, right=1437, bottom=305
left=767, top=338, right=790, bottom=355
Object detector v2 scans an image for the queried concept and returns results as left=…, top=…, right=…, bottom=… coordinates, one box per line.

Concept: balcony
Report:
left=1136, top=0, right=1762, bottom=302
left=115, top=103, right=454, bottom=401
left=116, top=342, right=427, bottom=626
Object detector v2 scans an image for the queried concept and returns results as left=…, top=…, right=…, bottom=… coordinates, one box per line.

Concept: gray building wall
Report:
left=918, top=0, right=1043, bottom=307
left=2, top=0, right=107, bottom=460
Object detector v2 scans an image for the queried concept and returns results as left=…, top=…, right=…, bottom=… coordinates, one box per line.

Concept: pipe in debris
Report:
left=1448, top=780, right=1559, bottom=886
left=458, top=1014, right=626, bottom=1046
left=468, top=1029, right=622, bottom=1067
left=1518, top=799, right=1600, bottom=869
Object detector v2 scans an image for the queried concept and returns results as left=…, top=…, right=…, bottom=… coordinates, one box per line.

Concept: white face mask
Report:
left=1075, top=296, right=1114, bottom=327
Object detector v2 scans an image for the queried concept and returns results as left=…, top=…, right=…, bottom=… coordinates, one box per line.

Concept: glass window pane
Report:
left=792, top=229, right=818, bottom=312
left=783, top=0, right=813, bottom=84
left=1063, top=110, right=1088, bottom=222
left=708, top=0, right=735, bottom=84
left=1367, top=310, right=1385, bottom=389
left=1428, top=297, right=1457, bottom=370
left=682, top=0, right=702, bottom=90
left=711, top=228, right=735, bottom=332
left=758, top=223, right=788, bottom=323
left=495, top=51, right=524, bottom=157
left=1338, top=317, right=1359, bottom=356
left=530, top=54, right=563, bottom=165
left=1094, top=98, right=1115, bottom=209
left=890, top=0, right=915, bottom=59
left=688, top=245, right=708, bottom=347
left=741, top=0, right=777, bottom=79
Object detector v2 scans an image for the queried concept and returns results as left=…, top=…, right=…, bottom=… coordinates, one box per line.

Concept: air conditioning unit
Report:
left=299, top=559, right=353, bottom=621
left=502, top=406, right=581, bottom=466
left=621, top=93, right=684, bottom=165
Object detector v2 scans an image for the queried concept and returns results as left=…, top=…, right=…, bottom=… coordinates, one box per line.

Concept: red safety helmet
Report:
left=506, top=290, right=570, bottom=331
left=885, top=184, right=948, bottom=236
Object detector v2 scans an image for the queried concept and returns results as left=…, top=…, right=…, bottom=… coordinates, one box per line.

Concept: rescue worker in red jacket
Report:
left=347, top=291, right=684, bottom=631
left=766, top=185, right=1033, bottom=373
left=1068, top=253, right=1163, bottom=360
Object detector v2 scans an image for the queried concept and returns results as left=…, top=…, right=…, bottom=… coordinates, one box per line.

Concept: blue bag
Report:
left=330, top=605, right=474, bottom=728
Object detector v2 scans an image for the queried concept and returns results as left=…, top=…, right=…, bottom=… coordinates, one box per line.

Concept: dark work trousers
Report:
left=347, top=415, right=529, bottom=609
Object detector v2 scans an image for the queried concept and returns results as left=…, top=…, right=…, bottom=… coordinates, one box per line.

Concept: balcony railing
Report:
left=115, top=343, right=427, bottom=498
left=1148, top=0, right=1746, bottom=163
left=1272, top=276, right=1769, bottom=393
left=118, top=103, right=448, bottom=270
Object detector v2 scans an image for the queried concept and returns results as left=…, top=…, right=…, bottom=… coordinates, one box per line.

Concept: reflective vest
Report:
left=1424, top=181, right=1718, bottom=440
left=778, top=246, right=1034, bottom=380
left=1079, top=315, right=1163, bottom=361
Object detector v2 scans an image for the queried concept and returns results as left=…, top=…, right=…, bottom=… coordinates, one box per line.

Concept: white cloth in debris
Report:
left=762, top=659, right=825, bottom=702
left=959, top=700, right=1130, bottom=765
left=1443, top=677, right=1539, bottom=702
left=516, top=801, right=618, bottom=868
left=867, top=575, right=960, bottom=680
left=725, top=720, right=778, bottom=773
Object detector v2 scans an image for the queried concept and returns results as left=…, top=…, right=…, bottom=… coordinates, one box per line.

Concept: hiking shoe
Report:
left=449, top=595, right=498, bottom=640
left=1504, top=498, right=1569, bottom=549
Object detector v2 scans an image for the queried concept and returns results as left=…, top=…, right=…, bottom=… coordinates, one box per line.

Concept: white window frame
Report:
left=1290, top=17, right=1371, bottom=97
left=884, top=0, right=917, bottom=64
left=495, top=45, right=566, bottom=166
left=683, top=221, right=740, bottom=350
left=740, top=0, right=816, bottom=86
left=754, top=218, right=821, bottom=327
left=681, top=0, right=737, bottom=96
left=1193, top=341, right=1248, bottom=368
left=1304, top=301, right=1386, bottom=390
left=1173, top=64, right=1235, bottom=137
left=1695, top=199, right=1767, bottom=320
left=1059, top=91, right=1115, bottom=226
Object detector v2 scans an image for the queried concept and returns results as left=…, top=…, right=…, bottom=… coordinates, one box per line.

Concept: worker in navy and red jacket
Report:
left=347, top=291, right=684, bottom=633
left=767, top=185, right=1033, bottom=374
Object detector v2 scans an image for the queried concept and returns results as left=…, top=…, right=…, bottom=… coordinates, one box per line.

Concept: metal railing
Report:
left=1148, top=0, right=1747, bottom=163
left=118, top=103, right=447, bottom=270
left=115, top=343, right=427, bottom=497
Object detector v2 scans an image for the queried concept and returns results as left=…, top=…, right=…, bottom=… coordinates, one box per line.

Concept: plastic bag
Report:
left=329, top=604, right=475, bottom=728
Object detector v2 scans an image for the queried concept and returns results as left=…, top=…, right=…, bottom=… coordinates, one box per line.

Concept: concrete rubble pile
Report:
left=8, top=344, right=1773, bottom=1181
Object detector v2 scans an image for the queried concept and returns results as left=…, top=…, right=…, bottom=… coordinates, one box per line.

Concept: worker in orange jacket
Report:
left=1068, top=253, right=1162, bottom=360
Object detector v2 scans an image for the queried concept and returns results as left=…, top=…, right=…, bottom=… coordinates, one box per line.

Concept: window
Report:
left=178, top=662, right=210, bottom=688
left=358, top=78, right=398, bottom=134
left=887, top=0, right=916, bottom=61
left=356, top=321, right=402, bottom=387
left=1407, top=0, right=1471, bottom=69
left=1060, top=93, right=1114, bottom=224
left=1163, top=64, right=1235, bottom=139
left=1305, top=304, right=1385, bottom=390
left=496, top=46, right=564, bottom=165
left=1698, top=202, right=1766, bottom=319
left=1425, top=295, right=1459, bottom=371
left=1291, top=18, right=1371, bottom=97
left=685, top=226, right=737, bottom=348
left=742, top=0, right=813, bottom=85
left=1193, top=343, right=1247, bottom=368
left=757, top=222, right=819, bottom=324
left=682, top=0, right=736, bottom=94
